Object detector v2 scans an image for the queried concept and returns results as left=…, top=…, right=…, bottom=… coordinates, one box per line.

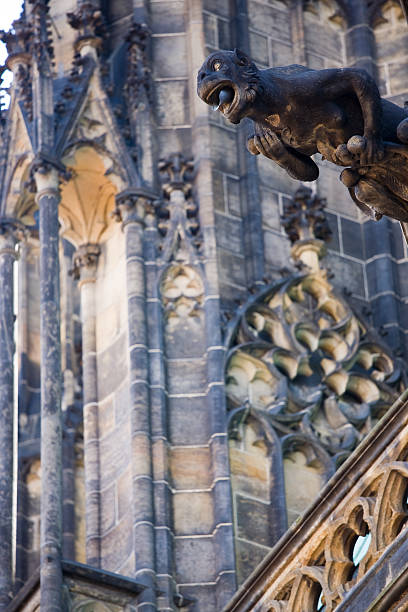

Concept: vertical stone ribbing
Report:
left=234, top=0, right=265, bottom=287
left=115, top=189, right=157, bottom=611
left=72, top=243, right=101, bottom=567
left=0, top=220, right=20, bottom=609
left=145, top=221, right=174, bottom=610
left=345, top=0, right=376, bottom=76
left=34, top=164, right=63, bottom=612
left=290, top=0, right=307, bottom=65
left=187, top=4, right=237, bottom=606
left=60, top=243, right=76, bottom=560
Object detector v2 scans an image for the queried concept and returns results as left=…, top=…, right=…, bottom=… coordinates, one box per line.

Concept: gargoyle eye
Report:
left=213, top=60, right=222, bottom=71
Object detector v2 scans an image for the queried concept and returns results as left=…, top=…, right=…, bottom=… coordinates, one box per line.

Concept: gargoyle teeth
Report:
left=213, top=87, right=234, bottom=111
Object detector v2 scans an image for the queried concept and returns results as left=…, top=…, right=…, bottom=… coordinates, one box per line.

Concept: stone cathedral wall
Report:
left=3, top=0, right=408, bottom=609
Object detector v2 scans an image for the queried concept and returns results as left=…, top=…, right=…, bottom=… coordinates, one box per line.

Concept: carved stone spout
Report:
left=197, top=49, right=408, bottom=225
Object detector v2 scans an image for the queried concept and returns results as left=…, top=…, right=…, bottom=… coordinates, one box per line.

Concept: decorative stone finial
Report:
left=156, top=154, right=200, bottom=262
left=281, top=187, right=331, bottom=273
left=67, top=1, right=106, bottom=54
left=281, top=186, right=331, bottom=244
left=27, top=0, right=54, bottom=71
left=158, top=153, right=194, bottom=197
left=0, top=13, right=33, bottom=62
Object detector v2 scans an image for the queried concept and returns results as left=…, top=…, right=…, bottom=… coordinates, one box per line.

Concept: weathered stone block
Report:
left=218, top=250, right=246, bottom=286
left=226, top=176, right=241, bottom=216
left=235, top=494, right=272, bottom=547
left=97, top=333, right=128, bottom=400
left=173, top=492, right=214, bottom=534
left=249, top=31, right=269, bottom=64
left=175, top=536, right=216, bottom=583
left=248, top=2, right=291, bottom=41
left=153, top=36, right=187, bottom=79
left=210, top=125, right=239, bottom=175
left=156, top=80, right=190, bottom=127
left=100, top=482, right=116, bottom=534
left=341, top=218, right=364, bottom=260
left=215, top=213, right=243, bottom=254
left=261, top=188, right=281, bottom=230
left=166, top=358, right=207, bottom=395
left=235, top=538, right=269, bottom=584
left=230, top=446, right=269, bottom=500
left=325, top=252, right=365, bottom=298
left=169, top=397, right=210, bottom=445
left=101, top=513, right=134, bottom=572
left=150, top=1, right=185, bottom=34
left=170, top=447, right=212, bottom=489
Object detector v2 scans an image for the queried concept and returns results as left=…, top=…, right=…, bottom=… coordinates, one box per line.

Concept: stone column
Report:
left=33, top=161, right=63, bottom=612
left=71, top=243, right=101, bottom=567
left=345, top=0, right=376, bottom=76
left=115, top=189, right=157, bottom=610
left=0, top=219, right=23, bottom=608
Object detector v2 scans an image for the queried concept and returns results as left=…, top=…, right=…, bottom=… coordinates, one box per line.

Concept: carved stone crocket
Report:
left=197, top=49, right=408, bottom=224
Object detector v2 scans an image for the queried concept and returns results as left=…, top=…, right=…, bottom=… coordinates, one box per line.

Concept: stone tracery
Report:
left=226, top=188, right=405, bottom=576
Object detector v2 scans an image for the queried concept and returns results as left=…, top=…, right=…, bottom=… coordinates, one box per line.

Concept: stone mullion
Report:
left=35, top=166, right=63, bottom=612
left=145, top=219, right=175, bottom=611
left=0, top=221, right=18, bottom=609
left=116, top=191, right=157, bottom=611
left=74, top=245, right=101, bottom=568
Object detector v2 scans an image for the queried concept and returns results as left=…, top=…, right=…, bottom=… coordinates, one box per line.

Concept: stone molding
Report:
left=113, top=187, right=156, bottom=227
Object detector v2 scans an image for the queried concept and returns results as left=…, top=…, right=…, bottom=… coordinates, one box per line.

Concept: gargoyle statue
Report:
left=197, top=48, right=408, bottom=227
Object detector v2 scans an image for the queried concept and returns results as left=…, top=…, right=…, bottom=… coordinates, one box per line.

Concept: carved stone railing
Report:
left=225, top=389, right=408, bottom=612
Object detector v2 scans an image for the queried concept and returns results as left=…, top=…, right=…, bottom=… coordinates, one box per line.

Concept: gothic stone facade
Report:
left=0, top=0, right=408, bottom=611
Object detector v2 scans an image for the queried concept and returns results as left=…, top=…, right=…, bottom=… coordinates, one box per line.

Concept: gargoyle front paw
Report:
left=346, top=134, right=384, bottom=165
left=253, top=126, right=284, bottom=159
left=247, top=135, right=259, bottom=156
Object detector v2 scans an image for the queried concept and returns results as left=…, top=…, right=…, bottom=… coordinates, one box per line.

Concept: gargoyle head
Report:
left=197, top=49, right=260, bottom=124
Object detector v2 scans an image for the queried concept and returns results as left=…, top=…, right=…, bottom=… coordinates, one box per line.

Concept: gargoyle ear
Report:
left=234, top=48, right=251, bottom=66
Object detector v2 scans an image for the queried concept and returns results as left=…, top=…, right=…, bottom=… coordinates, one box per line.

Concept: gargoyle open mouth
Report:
left=204, top=82, right=237, bottom=115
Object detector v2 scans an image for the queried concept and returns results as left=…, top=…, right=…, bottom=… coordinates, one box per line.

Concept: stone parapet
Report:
left=225, top=389, right=408, bottom=611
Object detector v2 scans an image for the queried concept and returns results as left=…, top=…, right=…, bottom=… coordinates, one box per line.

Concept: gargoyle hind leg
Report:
left=341, top=169, right=408, bottom=222
left=247, top=127, right=319, bottom=182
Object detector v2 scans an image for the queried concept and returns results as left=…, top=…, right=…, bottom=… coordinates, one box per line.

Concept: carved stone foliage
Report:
left=157, top=153, right=201, bottom=263
left=246, top=439, right=408, bottom=612
left=281, top=187, right=331, bottom=244
left=160, top=264, right=204, bottom=328
left=124, top=22, right=151, bottom=112
left=67, top=1, right=106, bottom=47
